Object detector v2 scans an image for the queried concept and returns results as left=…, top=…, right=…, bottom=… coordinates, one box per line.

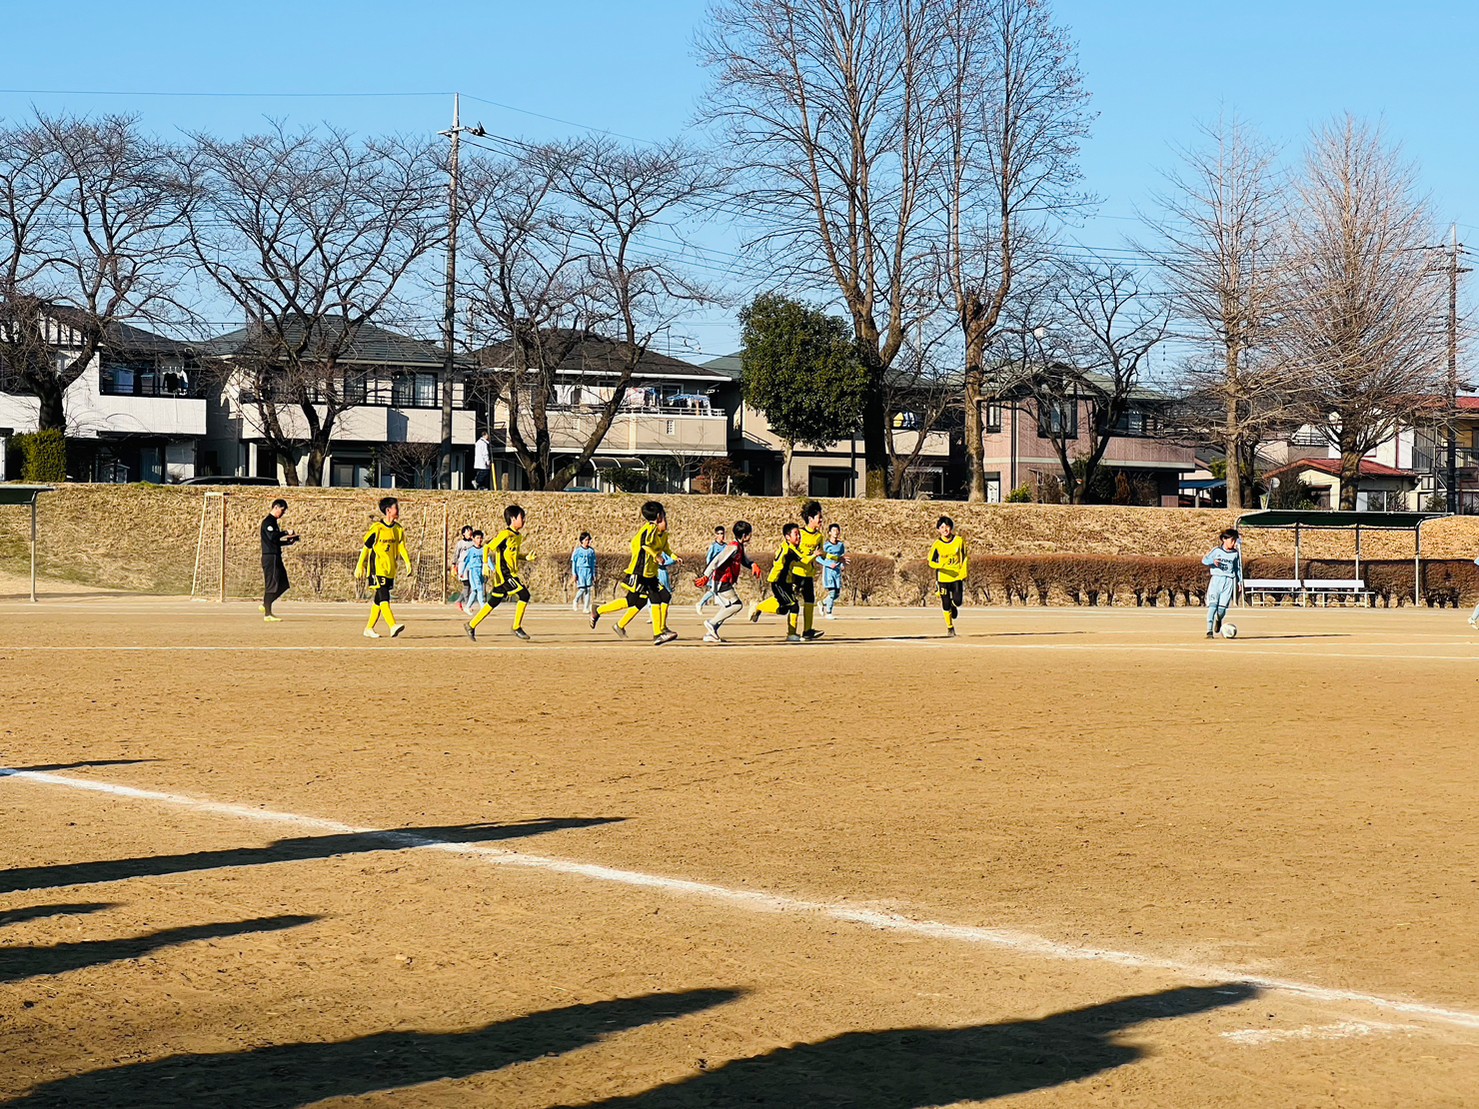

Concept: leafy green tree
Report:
left=739, top=294, right=867, bottom=492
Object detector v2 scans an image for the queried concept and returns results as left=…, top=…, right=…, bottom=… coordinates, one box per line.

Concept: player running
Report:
left=928, top=515, right=968, bottom=638
left=464, top=504, right=537, bottom=642
left=591, top=500, right=679, bottom=645
left=692, top=519, right=762, bottom=643
left=749, top=522, right=806, bottom=643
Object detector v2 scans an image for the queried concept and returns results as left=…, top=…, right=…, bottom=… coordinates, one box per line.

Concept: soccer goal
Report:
left=190, top=491, right=229, bottom=602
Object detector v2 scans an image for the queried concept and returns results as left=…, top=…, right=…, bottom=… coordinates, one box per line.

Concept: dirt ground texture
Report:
left=2, top=594, right=1478, bottom=1107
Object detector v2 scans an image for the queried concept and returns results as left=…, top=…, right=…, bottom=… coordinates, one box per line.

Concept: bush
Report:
left=897, top=558, right=936, bottom=605
left=15, top=430, right=66, bottom=483
left=844, top=553, right=893, bottom=605
left=1005, top=483, right=1033, bottom=503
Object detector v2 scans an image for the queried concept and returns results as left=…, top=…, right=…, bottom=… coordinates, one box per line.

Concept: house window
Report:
left=985, top=402, right=1003, bottom=433
left=665, top=419, right=676, bottom=435
left=1036, top=398, right=1077, bottom=439
left=809, top=467, right=854, bottom=498
left=1109, top=408, right=1159, bottom=437
left=343, top=373, right=369, bottom=405
left=391, top=372, right=438, bottom=407
left=330, top=457, right=377, bottom=488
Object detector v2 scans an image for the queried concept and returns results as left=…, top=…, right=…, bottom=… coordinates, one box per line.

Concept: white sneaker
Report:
left=703, top=618, right=721, bottom=641
left=785, top=633, right=802, bottom=644
left=389, top=624, right=406, bottom=638
left=695, top=601, right=706, bottom=616
left=703, top=632, right=720, bottom=643
left=363, top=628, right=381, bottom=639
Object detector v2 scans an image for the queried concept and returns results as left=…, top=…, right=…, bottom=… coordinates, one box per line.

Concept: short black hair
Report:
left=1220, top=528, right=1241, bottom=541
left=714, top=524, right=726, bottom=533
left=732, top=520, right=752, bottom=540
left=379, top=496, right=399, bottom=514
left=937, top=515, right=954, bottom=529
left=802, top=500, right=823, bottom=523
left=641, top=500, right=666, bottom=522
left=472, top=529, right=484, bottom=539
left=782, top=521, right=801, bottom=539
left=461, top=524, right=473, bottom=535
left=271, top=498, right=288, bottom=511
left=505, top=504, right=525, bottom=524
left=827, top=522, right=840, bottom=534
left=579, top=531, right=591, bottom=542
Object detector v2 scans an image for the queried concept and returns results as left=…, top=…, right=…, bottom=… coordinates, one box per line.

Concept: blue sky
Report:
left=4, top=0, right=1475, bottom=359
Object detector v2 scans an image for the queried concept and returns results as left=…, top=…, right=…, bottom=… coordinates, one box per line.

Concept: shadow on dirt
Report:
left=0, top=902, right=116, bottom=928
left=0, top=817, right=624, bottom=894
left=556, top=982, right=1260, bottom=1108
left=10, top=988, right=740, bottom=1108
left=0, top=914, right=317, bottom=984
left=0, top=759, right=160, bottom=774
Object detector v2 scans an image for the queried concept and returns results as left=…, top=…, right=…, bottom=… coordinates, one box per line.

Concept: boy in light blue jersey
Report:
left=461, top=530, right=487, bottom=612
left=695, top=525, right=728, bottom=615
left=1202, top=528, right=1241, bottom=638
left=820, top=522, right=846, bottom=618
left=571, top=532, right=597, bottom=613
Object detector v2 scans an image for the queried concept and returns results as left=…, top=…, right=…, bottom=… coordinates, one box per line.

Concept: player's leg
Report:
left=939, top=582, right=956, bottom=634
left=511, top=584, right=531, bottom=639
left=800, top=578, right=821, bottom=638
left=377, top=580, right=405, bottom=637
left=708, top=587, right=743, bottom=640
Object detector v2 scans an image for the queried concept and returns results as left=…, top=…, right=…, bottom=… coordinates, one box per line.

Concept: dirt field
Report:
left=2, top=593, right=1478, bottom=1107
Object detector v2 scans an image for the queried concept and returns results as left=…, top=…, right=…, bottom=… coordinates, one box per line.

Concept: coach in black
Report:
left=260, top=498, right=300, bottom=622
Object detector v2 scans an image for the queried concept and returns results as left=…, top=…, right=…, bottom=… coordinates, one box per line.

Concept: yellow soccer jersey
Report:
left=483, top=527, right=524, bottom=587
left=624, top=523, right=669, bottom=578
left=768, top=540, right=803, bottom=584
left=794, top=525, right=822, bottom=579
left=361, top=521, right=408, bottom=579
left=928, top=534, right=968, bottom=583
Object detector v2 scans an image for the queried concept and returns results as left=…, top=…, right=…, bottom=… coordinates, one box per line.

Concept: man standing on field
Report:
left=260, top=498, right=299, bottom=622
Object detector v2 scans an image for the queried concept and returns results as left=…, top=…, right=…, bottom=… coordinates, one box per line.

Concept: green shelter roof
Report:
left=0, top=485, right=54, bottom=506
left=1235, top=510, right=1446, bottom=531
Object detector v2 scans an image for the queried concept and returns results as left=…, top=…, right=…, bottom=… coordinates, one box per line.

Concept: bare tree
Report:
left=935, top=0, right=1092, bottom=502
left=700, top=0, right=941, bottom=497
left=1142, top=116, right=1290, bottom=507
left=461, top=137, right=718, bottom=491
left=186, top=125, right=442, bottom=485
left=1275, top=116, right=1447, bottom=510
left=0, top=112, right=196, bottom=433
left=995, top=258, right=1167, bottom=503
left=883, top=320, right=959, bottom=498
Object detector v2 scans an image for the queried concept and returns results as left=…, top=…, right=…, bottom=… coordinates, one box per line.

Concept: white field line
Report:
left=5, top=768, right=1479, bottom=1033
left=1222, top=1020, right=1418, bottom=1046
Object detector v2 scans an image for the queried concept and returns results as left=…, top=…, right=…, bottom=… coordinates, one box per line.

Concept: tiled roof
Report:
left=478, top=331, right=730, bottom=381
left=1263, top=457, right=1415, bottom=481
left=207, top=317, right=452, bottom=366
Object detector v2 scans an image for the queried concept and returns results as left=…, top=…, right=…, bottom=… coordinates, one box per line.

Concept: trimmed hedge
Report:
left=15, top=430, right=66, bottom=483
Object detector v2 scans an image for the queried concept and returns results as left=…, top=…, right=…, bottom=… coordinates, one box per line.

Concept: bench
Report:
left=1303, top=578, right=1374, bottom=607
left=1243, top=578, right=1304, bottom=605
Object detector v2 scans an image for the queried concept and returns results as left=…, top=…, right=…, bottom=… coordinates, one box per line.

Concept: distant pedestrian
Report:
left=472, top=430, right=491, bottom=491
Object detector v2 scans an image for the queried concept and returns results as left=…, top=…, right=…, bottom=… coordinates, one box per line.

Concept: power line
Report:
left=0, top=88, right=447, bottom=99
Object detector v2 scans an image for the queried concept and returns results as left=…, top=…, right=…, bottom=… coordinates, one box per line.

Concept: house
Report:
left=476, top=332, right=731, bottom=492
left=202, top=319, right=477, bottom=487
left=1409, top=397, right=1479, bottom=512
left=702, top=352, right=954, bottom=498
left=0, top=310, right=205, bottom=483
left=979, top=373, right=1197, bottom=505
left=1262, top=457, right=1419, bottom=511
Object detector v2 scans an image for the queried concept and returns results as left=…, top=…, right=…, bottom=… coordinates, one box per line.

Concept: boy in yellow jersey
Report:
left=464, top=504, right=537, bottom=642
left=748, top=522, right=805, bottom=643
left=590, top=500, right=680, bottom=645
left=794, top=500, right=826, bottom=640
left=928, top=514, right=968, bottom=638
left=355, top=496, right=413, bottom=638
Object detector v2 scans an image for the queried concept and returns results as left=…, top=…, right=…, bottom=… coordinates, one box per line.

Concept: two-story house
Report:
left=0, top=310, right=205, bottom=482
left=475, top=332, right=731, bottom=492
left=979, top=372, right=1197, bottom=504
left=203, top=319, right=477, bottom=487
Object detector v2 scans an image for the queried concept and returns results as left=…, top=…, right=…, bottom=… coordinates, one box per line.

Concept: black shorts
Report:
left=623, top=574, right=670, bottom=607
left=488, top=577, right=531, bottom=604
left=371, top=575, right=395, bottom=604
left=770, top=580, right=799, bottom=614
left=796, top=577, right=816, bottom=604
left=938, top=579, right=963, bottom=611
left=262, top=556, right=289, bottom=596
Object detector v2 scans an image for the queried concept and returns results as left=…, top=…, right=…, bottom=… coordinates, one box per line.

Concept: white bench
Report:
left=1243, top=578, right=1304, bottom=605
left=1303, top=578, right=1373, bottom=606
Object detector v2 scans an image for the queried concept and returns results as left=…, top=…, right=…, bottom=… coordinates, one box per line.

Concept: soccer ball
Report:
left=1221, top=623, right=1238, bottom=639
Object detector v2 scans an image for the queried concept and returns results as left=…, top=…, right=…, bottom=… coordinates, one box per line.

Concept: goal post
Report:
left=190, top=491, right=229, bottom=602
left=0, top=485, right=56, bottom=603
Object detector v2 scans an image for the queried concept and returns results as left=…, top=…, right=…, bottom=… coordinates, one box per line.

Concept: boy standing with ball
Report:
left=1203, top=528, right=1241, bottom=639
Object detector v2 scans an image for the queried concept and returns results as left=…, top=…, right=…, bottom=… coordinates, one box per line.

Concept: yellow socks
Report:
left=365, top=603, right=381, bottom=631
left=597, top=597, right=628, bottom=617
left=617, top=606, right=640, bottom=629
left=469, top=602, right=494, bottom=629
left=757, top=596, right=782, bottom=615
left=652, top=603, right=669, bottom=635
left=944, top=611, right=955, bottom=630
left=380, top=602, right=399, bottom=627
left=513, top=600, right=527, bottom=630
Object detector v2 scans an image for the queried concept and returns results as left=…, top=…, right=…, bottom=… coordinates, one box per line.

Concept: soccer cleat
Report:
left=363, top=628, right=381, bottom=639
left=512, top=627, right=531, bottom=641
left=612, top=623, right=626, bottom=639
left=258, top=604, right=266, bottom=614
left=946, top=627, right=957, bottom=638
left=263, top=615, right=282, bottom=623
left=785, top=633, right=802, bottom=644
left=695, top=601, right=708, bottom=616
left=802, top=629, right=824, bottom=641
left=1205, top=631, right=1215, bottom=639
left=464, top=623, right=477, bottom=642
left=703, top=632, right=721, bottom=643
left=1212, top=616, right=1223, bottom=635
left=748, top=603, right=761, bottom=623
left=654, top=629, right=678, bottom=646
left=824, top=611, right=836, bottom=620
left=589, top=611, right=601, bottom=630
left=703, top=618, right=722, bottom=642
left=389, top=624, right=406, bottom=638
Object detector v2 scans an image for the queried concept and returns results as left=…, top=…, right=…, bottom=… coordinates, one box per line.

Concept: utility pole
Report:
left=438, top=94, right=484, bottom=490
left=1448, top=223, right=1459, bottom=513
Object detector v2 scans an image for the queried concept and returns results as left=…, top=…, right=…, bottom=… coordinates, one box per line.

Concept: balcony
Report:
left=503, top=403, right=729, bottom=457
